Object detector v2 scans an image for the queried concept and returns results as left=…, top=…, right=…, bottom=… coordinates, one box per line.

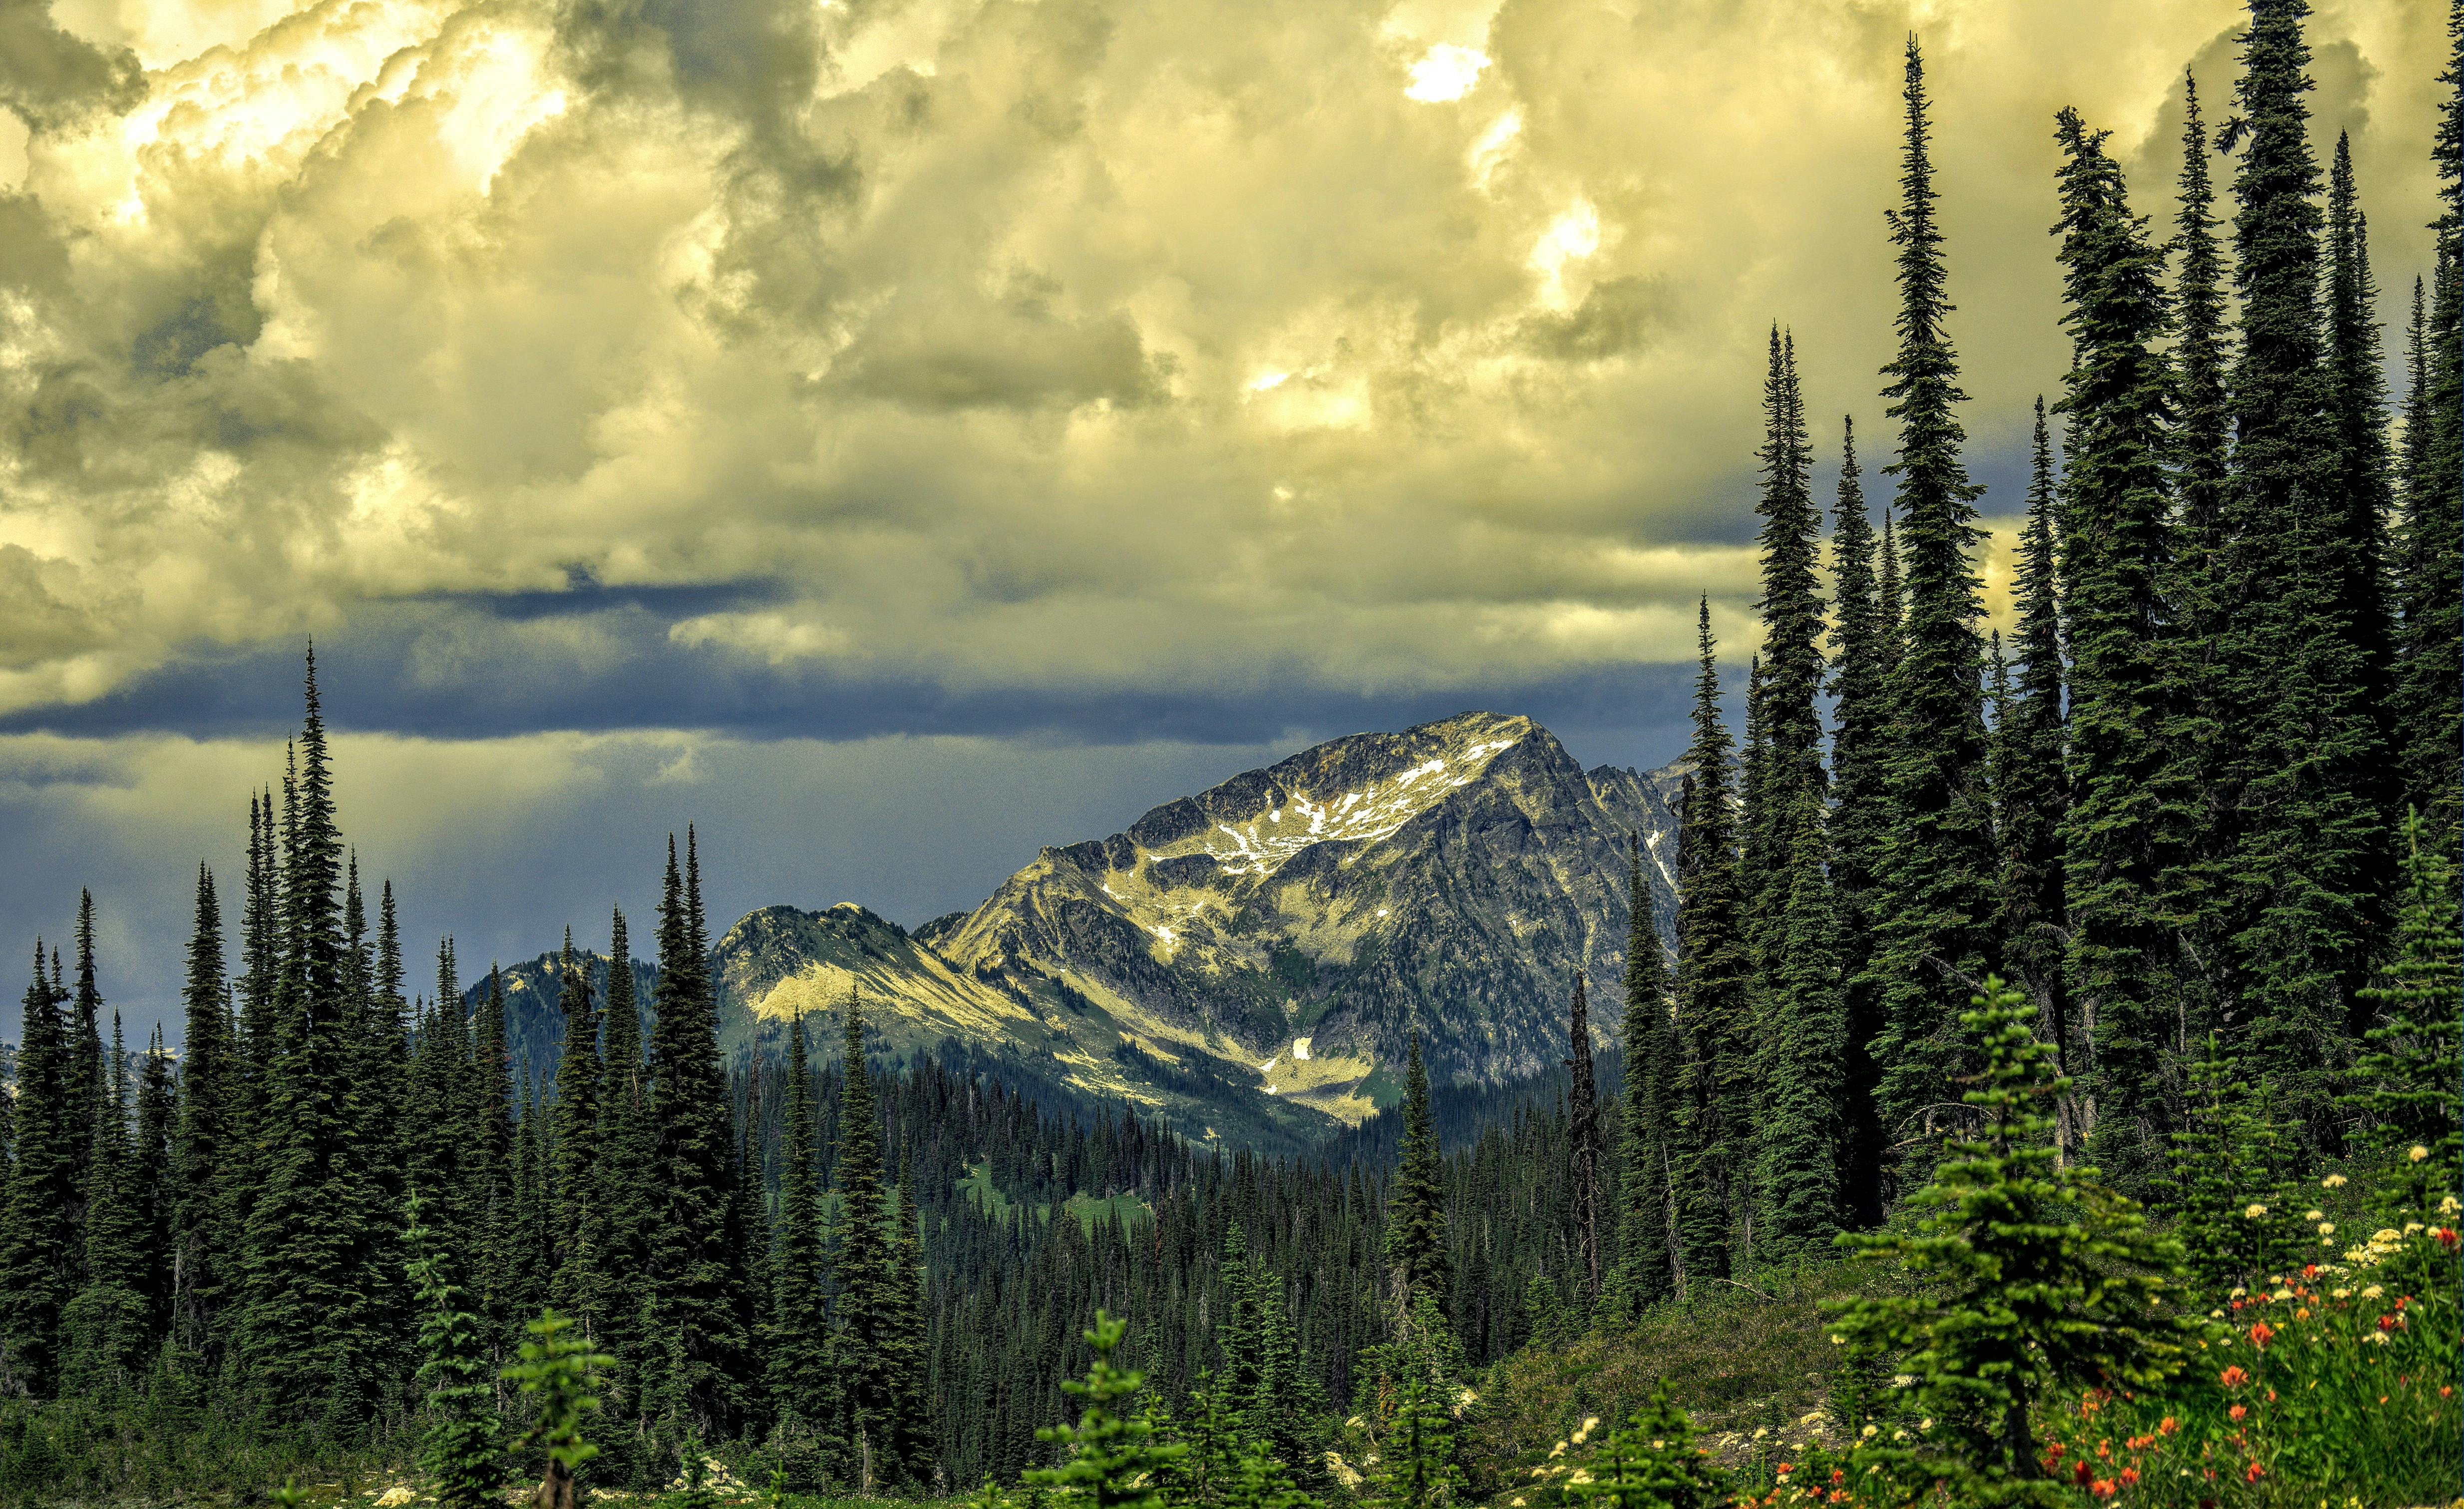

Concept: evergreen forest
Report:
left=2, top=5, right=2460, bottom=1507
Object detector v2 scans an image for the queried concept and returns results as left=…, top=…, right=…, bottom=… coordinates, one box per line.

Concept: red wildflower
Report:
left=2436, top=1227, right=2459, bottom=1251
left=2442, top=1386, right=2454, bottom=1398
left=2219, top=1365, right=2250, bottom=1388
left=2248, top=1320, right=2275, bottom=1348
left=2245, top=1462, right=2266, bottom=1485
left=2228, top=1405, right=2247, bottom=1422
left=2074, top=1461, right=2094, bottom=1487
left=2118, top=1468, right=2140, bottom=1488
left=1830, top=1470, right=1844, bottom=1485
left=2379, top=1314, right=2400, bottom=1331
left=2127, top=1434, right=2153, bottom=1450
left=2091, top=1480, right=2116, bottom=1501
left=2158, top=1416, right=2180, bottom=1436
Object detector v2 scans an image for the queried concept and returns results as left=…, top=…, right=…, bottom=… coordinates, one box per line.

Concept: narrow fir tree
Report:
left=172, top=865, right=236, bottom=1360
left=550, top=939, right=606, bottom=1336
left=833, top=989, right=898, bottom=1489
left=765, top=1015, right=832, bottom=1439
left=2220, top=0, right=2389, bottom=1152
left=1024, top=1312, right=1183, bottom=1509
left=1865, top=37, right=1999, bottom=1198
left=1827, top=418, right=1891, bottom=1226
left=1753, top=789, right=1844, bottom=1262
left=1750, top=326, right=1830, bottom=881
left=2159, top=68, right=2241, bottom=1073
left=2322, top=131, right=2395, bottom=744
left=2348, top=810, right=2462, bottom=1175
left=1565, top=974, right=1602, bottom=1309
left=409, top=1194, right=503, bottom=1509
left=1673, top=599, right=1748, bottom=1279
left=133, top=1024, right=174, bottom=1342
left=1383, top=1032, right=1451, bottom=1330
left=67, top=890, right=104, bottom=1261
left=63, top=1013, right=148, bottom=1394
left=0, top=945, right=72, bottom=1395
left=2052, top=109, right=2181, bottom=1193
left=2399, top=3, right=2464, bottom=843
left=1831, top=980, right=2188, bottom=1501
left=1995, top=397, right=2073, bottom=1157
left=1612, top=836, right=1679, bottom=1313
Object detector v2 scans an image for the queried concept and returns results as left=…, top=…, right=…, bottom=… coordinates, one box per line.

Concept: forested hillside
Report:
left=2, top=4, right=2460, bottom=1508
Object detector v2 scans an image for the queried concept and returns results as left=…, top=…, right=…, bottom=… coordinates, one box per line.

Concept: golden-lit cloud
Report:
left=0, top=0, right=2442, bottom=713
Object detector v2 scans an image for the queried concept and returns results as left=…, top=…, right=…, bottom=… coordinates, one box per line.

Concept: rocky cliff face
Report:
left=925, top=711, right=1680, bottom=1122
left=483, top=712, right=1684, bottom=1145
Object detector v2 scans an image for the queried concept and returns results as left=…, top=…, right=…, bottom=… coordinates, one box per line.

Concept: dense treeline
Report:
left=0, top=4, right=2458, bottom=1506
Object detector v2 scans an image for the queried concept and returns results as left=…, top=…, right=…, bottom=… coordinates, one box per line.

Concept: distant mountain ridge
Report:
left=474, top=711, right=1683, bottom=1146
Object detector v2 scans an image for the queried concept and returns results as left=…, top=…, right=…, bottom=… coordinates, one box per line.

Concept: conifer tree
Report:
left=594, top=908, right=657, bottom=1432
left=2348, top=810, right=2463, bottom=1175
left=504, top=1310, right=616, bottom=1509
left=1612, top=837, right=1679, bottom=1312
left=1750, top=327, right=1829, bottom=888
left=474, top=965, right=518, bottom=1349
left=1865, top=37, right=1999, bottom=1196
left=1672, top=600, right=1747, bottom=1278
left=833, top=989, right=898, bottom=1488
left=551, top=940, right=606, bottom=1336
left=1383, top=1032, right=1451, bottom=1328
left=2166, top=1034, right=2298, bottom=1294
left=409, top=1194, right=503, bottom=1509
left=2052, top=108, right=2181, bottom=1192
left=2219, top=0, right=2389, bottom=1150
left=172, top=866, right=236, bottom=1360
left=2160, top=69, right=2240, bottom=1061
left=1830, top=979, right=2187, bottom=1502
left=1024, top=1312, right=1182, bottom=1509
left=1753, top=789, right=1844, bottom=1262
left=1369, top=1292, right=1464, bottom=1509
left=1565, top=1380, right=1727, bottom=1509
left=0, top=944, right=72, bottom=1396
left=883, top=1164, right=936, bottom=1478
left=1564, top=974, right=1602, bottom=1308
left=1827, top=419, right=1891, bottom=1225
left=2322, top=131, right=2395, bottom=737
left=2394, top=4, right=2463, bottom=844
left=133, top=1023, right=174, bottom=1341
left=241, top=654, right=365, bottom=1427
left=63, top=1013, right=150, bottom=1395
left=1994, top=397, right=2072, bottom=1156
left=66, top=891, right=103, bottom=1258
left=764, top=1015, right=833, bottom=1447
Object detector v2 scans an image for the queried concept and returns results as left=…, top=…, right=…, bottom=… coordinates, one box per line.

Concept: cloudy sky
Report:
left=0, top=0, right=2444, bottom=1043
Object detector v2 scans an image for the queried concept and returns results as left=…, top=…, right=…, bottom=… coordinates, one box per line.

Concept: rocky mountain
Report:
left=476, top=712, right=1685, bottom=1147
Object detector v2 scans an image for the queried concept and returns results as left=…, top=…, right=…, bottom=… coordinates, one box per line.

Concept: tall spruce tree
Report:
left=1865, top=37, right=1999, bottom=1197
left=646, top=833, right=750, bottom=1439
left=1996, top=398, right=2074, bottom=1155
left=2160, top=69, right=2242, bottom=1064
left=132, top=1024, right=174, bottom=1346
left=2322, top=131, right=2395, bottom=745
left=472, top=965, right=517, bottom=1353
left=1384, top=1031, right=1451, bottom=1328
left=1750, top=327, right=1830, bottom=874
left=0, top=944, right=72, bottom=1395
left=63, top=1013, right=147, bottom=1394
left=596, top=907, right=658, bottom=1439
left=241, top=653, right=366, bottom=1428
left=2219, top=0, right=2388, bottom=1150
left=833, top=989, right=898, bottom=1490
left=172, top=866, right=236, bottom=1362
left=1612, top=837, right=1680, bottom=1312
left=66, top=890, right=102, bottom=1262
left=1673, top=599, right=1747, bottom=1278
left=2394, top=5, right=2463, bottom=843
left=1752, top=787, right=1845, bottom=1261
left=1564, top=974, right=1602, bottom=1308
left=2052, top=109, right=2182, bottom=1194
left=1827, top=418, right=1891, bottom=1226
left=550, top=939, right=607, bottom=1337
left=765, top=1014, right=834, bottom=1450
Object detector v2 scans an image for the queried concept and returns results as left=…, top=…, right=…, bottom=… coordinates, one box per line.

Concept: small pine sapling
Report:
left=1026, top=1311, right=1184, bottom=1509
left=504, top=1308, right=617, bottom=1509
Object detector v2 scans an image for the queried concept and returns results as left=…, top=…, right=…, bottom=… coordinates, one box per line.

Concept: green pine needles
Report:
left=1829, top=978, right=2189, bottom=1505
